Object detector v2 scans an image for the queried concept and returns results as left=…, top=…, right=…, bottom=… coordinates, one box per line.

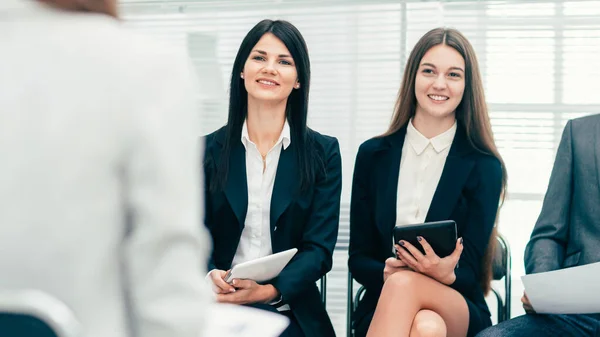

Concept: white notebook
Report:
left=224, top=248, right=298, bottom=283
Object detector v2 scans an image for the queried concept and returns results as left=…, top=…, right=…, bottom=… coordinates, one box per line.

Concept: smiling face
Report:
left=242, top=33, right=299, bottom=105
left=414, top=44, right=466, bottom=123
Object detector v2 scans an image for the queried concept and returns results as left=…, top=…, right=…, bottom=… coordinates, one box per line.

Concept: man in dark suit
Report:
left=477, top=114, right=600, bottom=336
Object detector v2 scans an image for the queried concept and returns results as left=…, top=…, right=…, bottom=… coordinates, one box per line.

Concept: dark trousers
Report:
left=245, top=303, right=305, bottom=337
left=476, top=313, right=600, bottom=337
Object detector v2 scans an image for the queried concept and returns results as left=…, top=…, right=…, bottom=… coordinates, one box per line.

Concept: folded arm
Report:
left=123, top=55, right=210, bottom=337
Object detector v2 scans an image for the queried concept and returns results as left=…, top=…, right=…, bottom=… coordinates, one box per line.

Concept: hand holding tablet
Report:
left=392, top=220, right=463, bottom=284
left=393, top=220, right=457, bottom=258
left=224, top=248, right=298, bottom=284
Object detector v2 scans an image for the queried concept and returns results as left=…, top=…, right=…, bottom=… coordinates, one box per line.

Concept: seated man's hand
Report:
left=216, top=279, right=280, bottom=305
left=522, top=292, right=536, bottom=314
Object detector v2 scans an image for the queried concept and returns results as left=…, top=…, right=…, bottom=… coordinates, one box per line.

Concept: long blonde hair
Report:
left=386, top=28, right=506, bottom=294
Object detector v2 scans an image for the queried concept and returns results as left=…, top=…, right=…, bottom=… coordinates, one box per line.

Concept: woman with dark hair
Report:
left=203, top=19, right=341, bottom=337
left=348, top=27, right=507, bottom=337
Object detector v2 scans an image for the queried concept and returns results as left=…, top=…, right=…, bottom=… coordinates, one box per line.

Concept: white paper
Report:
left=521, top=261, right=600, bottom=314
left=204, top=303, right=289, bottom=337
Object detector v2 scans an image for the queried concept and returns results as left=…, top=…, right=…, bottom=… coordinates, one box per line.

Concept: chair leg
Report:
left=491, top=288, right=504, bottom=323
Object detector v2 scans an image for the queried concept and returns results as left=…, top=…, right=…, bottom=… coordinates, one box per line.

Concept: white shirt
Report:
left=396, top=119, right=457, bottom=226
left=232, top=120, right=291, bottom=267
left=0, top=2, right=211, bottom=337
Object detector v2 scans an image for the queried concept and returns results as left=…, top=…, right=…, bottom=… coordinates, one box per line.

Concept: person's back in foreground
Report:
left=0, top=1, right=210, bottom=337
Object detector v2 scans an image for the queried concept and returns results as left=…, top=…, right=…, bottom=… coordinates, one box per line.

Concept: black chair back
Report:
left=0, top=290, right=82, bottom=337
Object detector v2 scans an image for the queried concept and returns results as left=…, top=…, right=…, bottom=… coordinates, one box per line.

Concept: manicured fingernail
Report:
left=230, top=288, right=236, bottom=293
left=460, top=238, right=463, bottom=244
left=417, top=236, right=422, bottom=241
left=399, top=241, right=405, bottom=246
left=232, top=279, right=237, bottom=285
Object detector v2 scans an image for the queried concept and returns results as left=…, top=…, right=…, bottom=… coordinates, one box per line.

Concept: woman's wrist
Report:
left=261, top=284, right=281, bottom=303
left=439, top=271, right=456, bottom=285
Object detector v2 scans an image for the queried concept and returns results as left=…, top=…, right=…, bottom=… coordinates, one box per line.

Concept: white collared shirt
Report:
left=231, top=120, right=291, bottom=267
left=396, top=119, right=457, bottom=226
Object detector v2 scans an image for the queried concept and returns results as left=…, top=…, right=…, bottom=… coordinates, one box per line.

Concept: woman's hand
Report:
left=383, top=250, right=412, bottom=282
left=216, top=279, right=280, bottom=305
left=395, top=236, right=463, bottom=285
left=208, top=269, right=236, bottom=294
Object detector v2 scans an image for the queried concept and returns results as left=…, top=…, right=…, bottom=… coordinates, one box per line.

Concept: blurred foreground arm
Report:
left=122, top=52, right=210, bottom=337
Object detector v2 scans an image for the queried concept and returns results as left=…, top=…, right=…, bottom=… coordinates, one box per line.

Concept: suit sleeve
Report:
left=270, top=138, right=342, bottom=303
left=449, top=157, right=502, bottom=298
left=202, top=136, right=217, bottom=272
left=348, top=143, right=386, bottom=291
left=123, top=52, right=211, bottom=337
left=524, top=121, right=573, bottom=274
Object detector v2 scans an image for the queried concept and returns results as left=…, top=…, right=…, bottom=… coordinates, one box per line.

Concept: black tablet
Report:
left=393, top=220, right=457, bottom=258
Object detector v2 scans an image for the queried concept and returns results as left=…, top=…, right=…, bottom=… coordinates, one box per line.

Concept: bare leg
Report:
left=366, top=270, right=469, bottom=337
left=409, top=310, right=447, bottom=337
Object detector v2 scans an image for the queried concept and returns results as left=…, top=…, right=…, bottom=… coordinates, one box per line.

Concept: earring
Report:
left=240, top=73, right=244, bottom=79
left=295, top=83, right=300, bottom=89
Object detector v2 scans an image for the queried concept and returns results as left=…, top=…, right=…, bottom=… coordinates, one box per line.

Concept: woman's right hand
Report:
left=208, top=269, right=236, bottom=294
left=383, top=255, right=411, bottom=282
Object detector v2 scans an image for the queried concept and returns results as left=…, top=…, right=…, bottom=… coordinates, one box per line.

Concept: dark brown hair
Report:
left=385, top=27, right=506, bottom=294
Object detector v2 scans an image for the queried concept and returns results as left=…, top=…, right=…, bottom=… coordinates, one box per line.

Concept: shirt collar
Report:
left=241, top=119, right=291, bottom=150
left=406, top=119, right=457, bottom=155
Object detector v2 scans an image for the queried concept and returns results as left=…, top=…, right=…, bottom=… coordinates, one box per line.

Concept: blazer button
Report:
left=274, top=226, right=278, bottom=231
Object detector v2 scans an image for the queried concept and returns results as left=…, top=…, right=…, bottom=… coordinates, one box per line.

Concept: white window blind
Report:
left=120, top=0, right=600, bottom=333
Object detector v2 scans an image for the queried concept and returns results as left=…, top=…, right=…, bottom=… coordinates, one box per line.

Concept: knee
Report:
left=411, top=310, right=446, bottom=337
left=385, top=270, right=418, bottom=291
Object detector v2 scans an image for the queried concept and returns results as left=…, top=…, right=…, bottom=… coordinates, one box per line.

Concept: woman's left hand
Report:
left=216, top=279, right=279, bottom=305
left=394, top=236, right=463, bottom=285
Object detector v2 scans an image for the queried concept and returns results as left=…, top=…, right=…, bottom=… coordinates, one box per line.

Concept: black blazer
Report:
left=203, top=126, right=342, bottom=337
left=348, top=124, right=502, bottom=326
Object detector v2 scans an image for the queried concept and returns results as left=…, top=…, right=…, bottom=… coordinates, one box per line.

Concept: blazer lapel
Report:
left=375, top=128, right=406, bottom=239
left=425, top=125, right=475, bottom=222
left=224, top=139, right=248, bottom=230
left=270, top=143, right=298, bottom=233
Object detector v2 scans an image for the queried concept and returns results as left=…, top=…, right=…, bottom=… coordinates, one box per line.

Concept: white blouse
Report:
left=231, top=120, right=291, bottom=267
left=396, top=119, right=457, bottom=226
